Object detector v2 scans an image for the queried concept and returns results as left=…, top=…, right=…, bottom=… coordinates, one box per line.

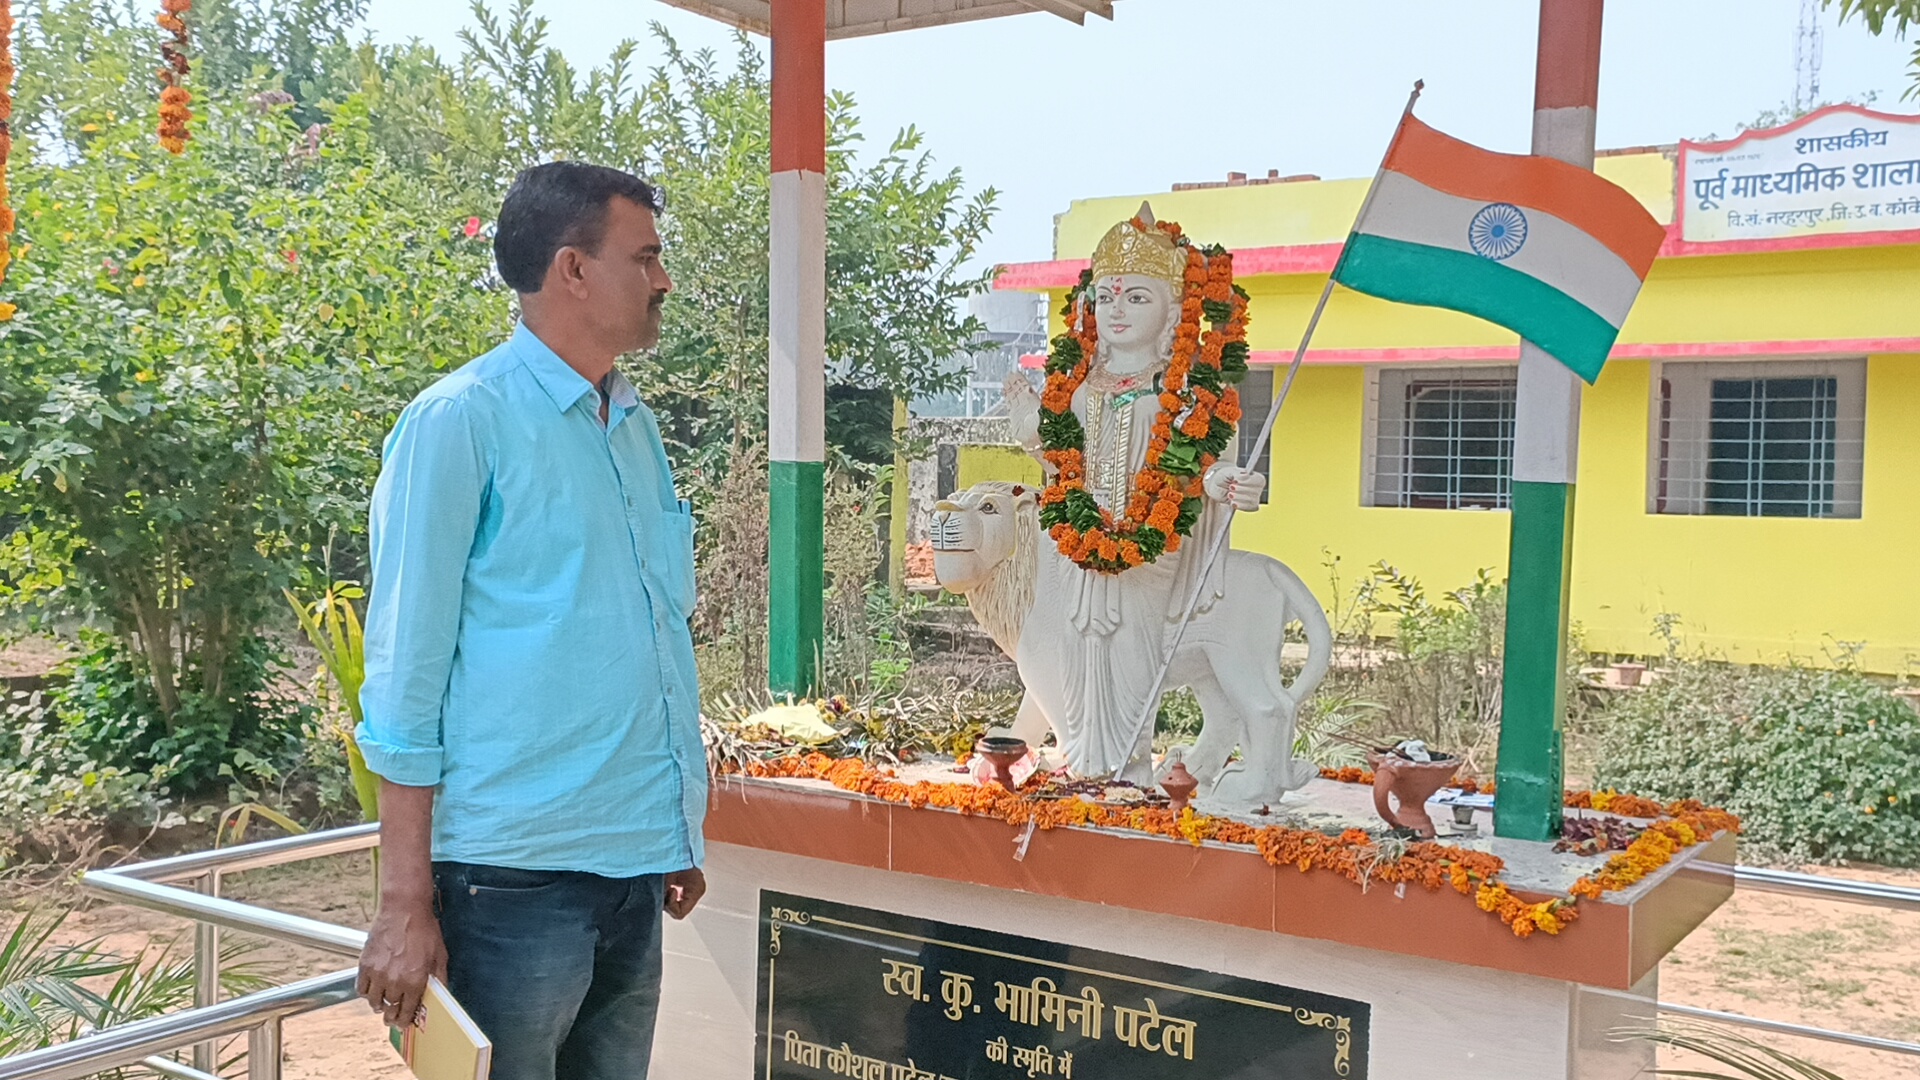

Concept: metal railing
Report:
left=0, top=825, right=375, bottom=1080
left=0, top=828, right=1915, bottom=1078
left=0, top=972, right=358, bottom=1080
left=1701, top=861, right=1920, bottom=914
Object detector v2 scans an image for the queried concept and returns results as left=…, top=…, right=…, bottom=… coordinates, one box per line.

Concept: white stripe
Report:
left=1510, top=105, right=1598, bottom=484
left=770, top=169, right=826, bottom=463
left=1512, top=344, right=1582, bottom=484
left=1355, top=171, right=1643, bottom=328
left=1531, top=106, right=1597, bottom=169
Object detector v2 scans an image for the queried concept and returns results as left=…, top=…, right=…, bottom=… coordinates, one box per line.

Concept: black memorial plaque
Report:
left=755, top=891, right=1369, bottom=1080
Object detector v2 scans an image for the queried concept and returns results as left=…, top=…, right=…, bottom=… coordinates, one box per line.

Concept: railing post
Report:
left=191, top=870, right=222, bottom=1073
left=247, top=1018, right=282, bottom=1080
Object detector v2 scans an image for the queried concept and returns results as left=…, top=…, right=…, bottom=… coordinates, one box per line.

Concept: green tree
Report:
left=1827, top=0, right=1920, bottom=98
left=423, top=4, right=997, bottom=676
left=1, top=4, right=505, bottom=787
left=0, top=0, right=994, bottom=791
left=434, top=3, right=995, bottom=475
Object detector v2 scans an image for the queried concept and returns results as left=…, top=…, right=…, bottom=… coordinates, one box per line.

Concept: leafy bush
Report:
left=1317, top=558, right=1508, bottom=772
left=0, top=688, right=161, bottom=868
left=2, top=7, right=505, bottom=774
left=1595, top=661, right=1920, bottom=865
left=40, top=629, right=308, bottom=795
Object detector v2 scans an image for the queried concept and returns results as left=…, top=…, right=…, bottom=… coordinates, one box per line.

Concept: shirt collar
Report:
left=510, top=322, right=594, bottom=412
left=511, top=321, right=638, bottom=415
left=603, top=368, right=640, bottom=412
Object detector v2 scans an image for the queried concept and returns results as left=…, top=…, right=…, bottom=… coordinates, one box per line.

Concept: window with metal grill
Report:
left=1652, top=360, right=1864, bottom=519
left=1367, top=366, right=1517, bottom=510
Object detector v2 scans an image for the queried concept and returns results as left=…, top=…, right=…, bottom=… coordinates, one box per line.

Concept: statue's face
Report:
left=1093, top=275, right=1175, bottom=352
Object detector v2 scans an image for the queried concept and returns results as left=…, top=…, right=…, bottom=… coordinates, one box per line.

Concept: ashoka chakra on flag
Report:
left=1468, top=203, right=1528, bottom=260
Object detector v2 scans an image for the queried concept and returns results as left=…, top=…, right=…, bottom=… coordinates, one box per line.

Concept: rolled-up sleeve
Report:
left=356, top=396, right=486, bottom=788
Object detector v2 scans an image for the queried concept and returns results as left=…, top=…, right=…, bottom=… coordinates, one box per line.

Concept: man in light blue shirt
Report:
left=355, top=162, right=704, bottom=1080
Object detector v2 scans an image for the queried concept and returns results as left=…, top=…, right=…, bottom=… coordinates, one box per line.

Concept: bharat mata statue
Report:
left=933, top=205, right=1334, bottom=808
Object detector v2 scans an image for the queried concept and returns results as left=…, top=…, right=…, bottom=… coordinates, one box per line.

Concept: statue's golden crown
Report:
left=1089, top=207, right=1185, bottom=287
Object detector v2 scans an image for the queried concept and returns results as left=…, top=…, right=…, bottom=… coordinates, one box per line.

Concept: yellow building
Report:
left=991, top=107, right=1920, bottom=673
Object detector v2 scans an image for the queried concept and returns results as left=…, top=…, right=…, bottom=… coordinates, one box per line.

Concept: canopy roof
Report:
left=654, top=0, right=1114, bottom=39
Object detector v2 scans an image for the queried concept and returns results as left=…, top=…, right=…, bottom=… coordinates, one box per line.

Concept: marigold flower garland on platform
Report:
left=1037, top=216, right=1251, bottom=574
left=726, top=753, right=1738, bottom=940
left=156, top=0, right=192, bottom=153
left=0, top=0, right=15, bottom=287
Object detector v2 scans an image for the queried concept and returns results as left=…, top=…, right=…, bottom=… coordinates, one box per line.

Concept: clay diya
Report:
left=974, top=736, right=1030, bottom=790
left=1161, top=761, right=1200, bottom=814
left=1367, top=749, right=1459, bottom=838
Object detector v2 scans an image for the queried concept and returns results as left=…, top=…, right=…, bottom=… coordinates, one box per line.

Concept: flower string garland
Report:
left=1037, top=217, right=1250, bottom=573
left=727, top=753, right=1739, bottom=940
left=156, top=0, right=192, bottom=153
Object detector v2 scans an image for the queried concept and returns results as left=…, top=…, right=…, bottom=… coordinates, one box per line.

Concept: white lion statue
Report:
left=931, top=481, right=1333, bottom=808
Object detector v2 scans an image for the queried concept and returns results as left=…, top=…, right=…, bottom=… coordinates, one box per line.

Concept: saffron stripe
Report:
left=770, top=0, right=827, bottom=174
left=1385, top=117, right=1666, bottom=277
left=1355, top=172, right=1644, bottom=327
left=1332, top=234, right=1619, bottom=382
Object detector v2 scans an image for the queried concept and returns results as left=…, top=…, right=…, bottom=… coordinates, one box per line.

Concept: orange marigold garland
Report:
left=726, top=753, right=1738, bottom=940
left=1036, top=217, right=1251, bottom=573
left=156, top=0, right=192, bottom=153
left=0, top=0, right=15, bottom=286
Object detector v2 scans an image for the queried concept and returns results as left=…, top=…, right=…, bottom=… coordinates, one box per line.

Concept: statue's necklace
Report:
left=1084, top=364, right=1160, bottom=408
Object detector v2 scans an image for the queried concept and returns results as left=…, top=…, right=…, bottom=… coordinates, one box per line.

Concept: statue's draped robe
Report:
left=1031, top=379, right=1232, bottom=779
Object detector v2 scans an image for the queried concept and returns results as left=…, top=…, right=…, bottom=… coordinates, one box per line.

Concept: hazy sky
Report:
left=360, top=0, right=1918, bottom=271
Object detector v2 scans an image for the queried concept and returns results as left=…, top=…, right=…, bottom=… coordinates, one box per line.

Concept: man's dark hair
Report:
left=493, top=162, right=665, bottom=294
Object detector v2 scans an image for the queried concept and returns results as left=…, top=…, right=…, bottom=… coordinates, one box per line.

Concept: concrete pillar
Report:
left=768, top=0, right=828, bottom=695
left=1495, top=0, right=1605, bottom=840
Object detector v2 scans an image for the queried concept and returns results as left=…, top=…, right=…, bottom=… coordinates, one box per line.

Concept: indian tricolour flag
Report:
left=1332, top=115, right=1668, bottom=383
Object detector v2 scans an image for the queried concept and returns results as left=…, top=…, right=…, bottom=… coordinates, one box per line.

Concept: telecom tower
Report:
left=1794, top=0, right=1824, bottom=114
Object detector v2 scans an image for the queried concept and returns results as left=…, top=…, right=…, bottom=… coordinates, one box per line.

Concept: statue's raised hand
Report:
left=1204, top=463, right=1266, bottom=512
left=1004, top=373, right=1044, bottom=452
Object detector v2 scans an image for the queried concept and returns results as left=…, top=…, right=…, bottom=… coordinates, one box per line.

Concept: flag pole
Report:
left=1123, top=80, right=1425, bottom=778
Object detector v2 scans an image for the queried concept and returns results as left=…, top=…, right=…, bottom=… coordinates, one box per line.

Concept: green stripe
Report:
left=1334, top=233, right=1617, bottom=383
left=770, top=459, right=825, bottom=696
left=1494, top=480, right=1574, bottom=841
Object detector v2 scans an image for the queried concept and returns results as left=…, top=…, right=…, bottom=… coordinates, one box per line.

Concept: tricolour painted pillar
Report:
left=768, top=0, right=828, bottom=696
left=1494, top=0, right=1604, bottom=840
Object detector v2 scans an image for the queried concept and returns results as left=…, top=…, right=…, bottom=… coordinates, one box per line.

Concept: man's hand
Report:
left=1204, top=464, right=1266, bottom=511
left=664, top=867, right=706, bottom=920
left=359, top=895, right=448, bottom=1028
left=360, top=780, right=442, bottom=1027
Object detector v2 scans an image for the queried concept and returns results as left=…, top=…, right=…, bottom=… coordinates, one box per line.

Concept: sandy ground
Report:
left=1657, top=862, right=1920, bottom=1079
left=8, top=852, right=1918, bottom=1079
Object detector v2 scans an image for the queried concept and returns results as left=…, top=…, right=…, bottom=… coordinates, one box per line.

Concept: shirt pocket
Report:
left=651, top=508, right=697, bottom=619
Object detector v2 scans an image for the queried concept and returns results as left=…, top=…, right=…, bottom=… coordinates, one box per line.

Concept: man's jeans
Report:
left=434, top=862, right=667, bottom=1080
